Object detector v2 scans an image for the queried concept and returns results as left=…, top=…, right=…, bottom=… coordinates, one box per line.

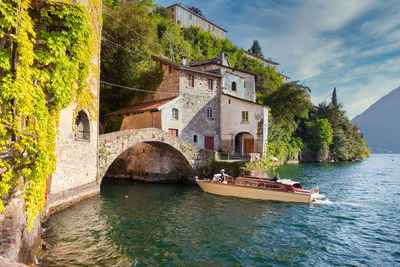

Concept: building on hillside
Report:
left=190, top=53, right=268, bottom=156
left=244, top=51, right=279, bottom=69
left=167, top=3, right=227, bottom=40
left=109, top=56, right=222, bottom=151
left=281, top=74, right=291, bottom=83
left=109, top=53, right=268, bottom=157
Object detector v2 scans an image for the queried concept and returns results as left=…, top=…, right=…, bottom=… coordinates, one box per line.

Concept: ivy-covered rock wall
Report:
left=0, top=0, right=101, bottom=231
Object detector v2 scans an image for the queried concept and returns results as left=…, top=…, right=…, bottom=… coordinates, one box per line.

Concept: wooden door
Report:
left=204, top=136, right=214, bottom=151
left=245, top=139, right=254, bottom=155
left=168, top=128, right=178, bottom=136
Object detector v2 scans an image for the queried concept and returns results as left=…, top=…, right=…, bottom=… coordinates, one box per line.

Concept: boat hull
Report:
left=196, top=181, right=312, bottom=203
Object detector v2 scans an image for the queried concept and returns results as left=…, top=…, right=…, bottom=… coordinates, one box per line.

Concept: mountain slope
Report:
left=352, top=87, right=400, bottom=153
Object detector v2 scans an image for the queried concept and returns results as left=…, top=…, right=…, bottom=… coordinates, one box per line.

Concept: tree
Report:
left=100, top=0, right=163, bottom=131
left=160, top=24, right=192, bottom=61
left=186, top=6, right=204, bottom=18
left=261, top=82, right=312, bottom=125
left=249, top=40, right=263, bottom=57
left=331, top=87, right=337, bottom=107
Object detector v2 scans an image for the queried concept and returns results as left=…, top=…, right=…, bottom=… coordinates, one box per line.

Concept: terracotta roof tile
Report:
left=107, top=97, right=177, bottom=117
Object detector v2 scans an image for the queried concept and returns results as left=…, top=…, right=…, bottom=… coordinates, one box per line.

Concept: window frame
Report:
left=231, top=81, right=237, bottom=91
left=172, top=108, right=179, bottom=120
left=208, top=79, right=213, bottom=90
left=207, top=107, right=213, bottom=119
left=242, top=111, right=249, bottom=123
left=188, top=75, right=194, bottom=87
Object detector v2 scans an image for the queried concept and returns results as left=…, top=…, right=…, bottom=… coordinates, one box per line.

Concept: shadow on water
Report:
left=41, top=154, right=400, bottom=266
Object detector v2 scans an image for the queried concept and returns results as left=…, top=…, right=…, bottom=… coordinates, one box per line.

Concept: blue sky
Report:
left=154, top=0, right=400, bottom=119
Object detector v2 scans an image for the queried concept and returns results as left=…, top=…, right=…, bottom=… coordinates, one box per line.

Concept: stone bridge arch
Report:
left=98, top=128, right=215, bottom=182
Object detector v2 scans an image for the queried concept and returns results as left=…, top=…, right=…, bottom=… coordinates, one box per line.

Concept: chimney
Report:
left=219, top=52, right=225, bottom=64
left=180, top=55, right=188, bottom=66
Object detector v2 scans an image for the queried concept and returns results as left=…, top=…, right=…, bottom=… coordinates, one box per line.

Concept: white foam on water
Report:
left=313, top=199, right=365, bottom=207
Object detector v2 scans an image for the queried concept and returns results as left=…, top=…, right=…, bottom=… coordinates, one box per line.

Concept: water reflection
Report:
left=42, top=154, right=400, bottom=266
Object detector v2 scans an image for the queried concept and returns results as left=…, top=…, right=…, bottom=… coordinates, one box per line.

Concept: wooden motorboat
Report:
left=196, top=176, right=325, bottom=203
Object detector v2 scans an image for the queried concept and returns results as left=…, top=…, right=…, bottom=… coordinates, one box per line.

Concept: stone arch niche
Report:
left=74, top=110, right=90, bottom=141
left=234, top=132, right=254, bottom=156
left=103, top=141, right=195, bottom=184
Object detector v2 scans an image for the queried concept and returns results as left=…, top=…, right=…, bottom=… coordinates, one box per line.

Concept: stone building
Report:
left=190, top=53, right=269, bottom=156
left=111, top=53, right=269, bottom=157
left=110, top=56, right=222, bottom=151
left=167, top=3, right=227, bottom=40
left=244, top=51, right=279, bottom=69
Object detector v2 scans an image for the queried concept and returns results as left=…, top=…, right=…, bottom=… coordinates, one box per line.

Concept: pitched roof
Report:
left=152, top=56, right=222, bottom=78
left=222, top=93, right=267, bottom=108
left=107, top=97, right=177, bottom=117
left=244, top=51, right=280, bottom=66
left=189, top=57, right=259, bottom=84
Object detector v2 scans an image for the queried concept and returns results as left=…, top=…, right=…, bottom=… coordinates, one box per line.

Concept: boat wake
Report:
left=313, top=199, right=364, bottom=207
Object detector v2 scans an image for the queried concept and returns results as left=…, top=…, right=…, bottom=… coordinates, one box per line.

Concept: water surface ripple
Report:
left=41, top=154, right=400, bottom=266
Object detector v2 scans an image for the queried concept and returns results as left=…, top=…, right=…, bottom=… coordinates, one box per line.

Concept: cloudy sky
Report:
left=154, top=0, right=400, bottom=119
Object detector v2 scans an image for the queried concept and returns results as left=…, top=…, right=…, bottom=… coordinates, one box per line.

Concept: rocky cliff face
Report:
left=352, top=87, right=400, bottom=153
left=0, top=196, right=42, bottom=265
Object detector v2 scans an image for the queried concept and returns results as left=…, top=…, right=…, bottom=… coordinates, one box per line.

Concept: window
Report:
left=243, top=79, right=246, bottom=88
left=172, top=108, right=179, bottom=120
left=228, top=99, right=231, bottom=104
left=193, top=135, right=198, bottom=143
left=190, top=14, right=192, bottom=20
left=168, top=128, right=178, bottom=136
left=208, top=79, right=213, bottom=90
left=74, top=110, right=90, bottom=141
left=242, top=111, right=249, bottom=123
left=231, top=82, right=236, bottom=91
left=188, top=75, right=194, bottom=87
left=207, top=107, right=213, bottom=119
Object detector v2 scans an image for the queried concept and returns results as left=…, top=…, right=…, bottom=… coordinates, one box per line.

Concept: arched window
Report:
left=74, top=110, right=90, bottom=141
left=231, top=82, right=237, bottom=91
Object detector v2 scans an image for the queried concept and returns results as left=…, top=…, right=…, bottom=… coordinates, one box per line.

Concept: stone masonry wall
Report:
left=46, top=0, right=102, bottom=214
left=147, top=62, right=180, bottom=102
left=98, top=128, right=215, bottom=182
left=177, top=70, right=221, bottom=150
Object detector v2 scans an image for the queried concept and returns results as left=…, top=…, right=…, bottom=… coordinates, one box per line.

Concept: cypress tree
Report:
left=332, top=87, right=338, bottom=107
left=249, top=40, right=263, bottom=57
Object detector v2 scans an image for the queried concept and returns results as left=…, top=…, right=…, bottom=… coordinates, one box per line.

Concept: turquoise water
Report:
left=41, top=154, right=400, bottom=266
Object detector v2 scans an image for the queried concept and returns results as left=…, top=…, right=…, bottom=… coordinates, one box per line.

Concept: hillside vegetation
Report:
left=100, top=0, right=370, bottom=162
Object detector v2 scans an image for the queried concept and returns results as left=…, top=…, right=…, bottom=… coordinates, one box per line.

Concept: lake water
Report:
left=41, top=154, right=400, bottom=266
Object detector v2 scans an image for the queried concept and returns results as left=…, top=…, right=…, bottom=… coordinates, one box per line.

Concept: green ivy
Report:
left=0, top=0, right=95, bottom=230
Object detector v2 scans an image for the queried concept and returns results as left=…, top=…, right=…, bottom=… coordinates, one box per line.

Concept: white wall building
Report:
left=167, top=3, right=227, bottom=40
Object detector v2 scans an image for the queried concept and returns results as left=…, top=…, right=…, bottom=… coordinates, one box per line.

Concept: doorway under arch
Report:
left=234, top=132, right=255, bottom=156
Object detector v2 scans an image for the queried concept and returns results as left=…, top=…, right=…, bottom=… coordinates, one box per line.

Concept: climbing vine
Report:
left=0, top=0, right=97, bottom=230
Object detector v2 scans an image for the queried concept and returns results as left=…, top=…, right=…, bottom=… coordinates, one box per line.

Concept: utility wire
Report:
left=102, top=4, right=146, bottom=39
left=100, top=81, right=178, bottom=95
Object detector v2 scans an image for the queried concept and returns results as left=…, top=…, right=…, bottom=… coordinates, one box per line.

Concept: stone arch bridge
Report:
left=98, top=128, right=215, bottom=181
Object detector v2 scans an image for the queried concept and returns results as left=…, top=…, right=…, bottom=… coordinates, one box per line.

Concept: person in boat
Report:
left=214, top=169, right=230, bottom=182
left=271, top=172, right=280, bottom=182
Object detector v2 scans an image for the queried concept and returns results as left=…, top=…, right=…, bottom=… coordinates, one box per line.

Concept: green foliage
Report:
left=0, top=0, right=94, bottom=230
left=100, top=0, right=163, bottom=130
left=161, top=23, right=192, bottom=61
left=299, top=97, right=370, bottom=161
left=246, top=141, right=280, bottom=177
left=261, top=82, right=312, bottom=125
